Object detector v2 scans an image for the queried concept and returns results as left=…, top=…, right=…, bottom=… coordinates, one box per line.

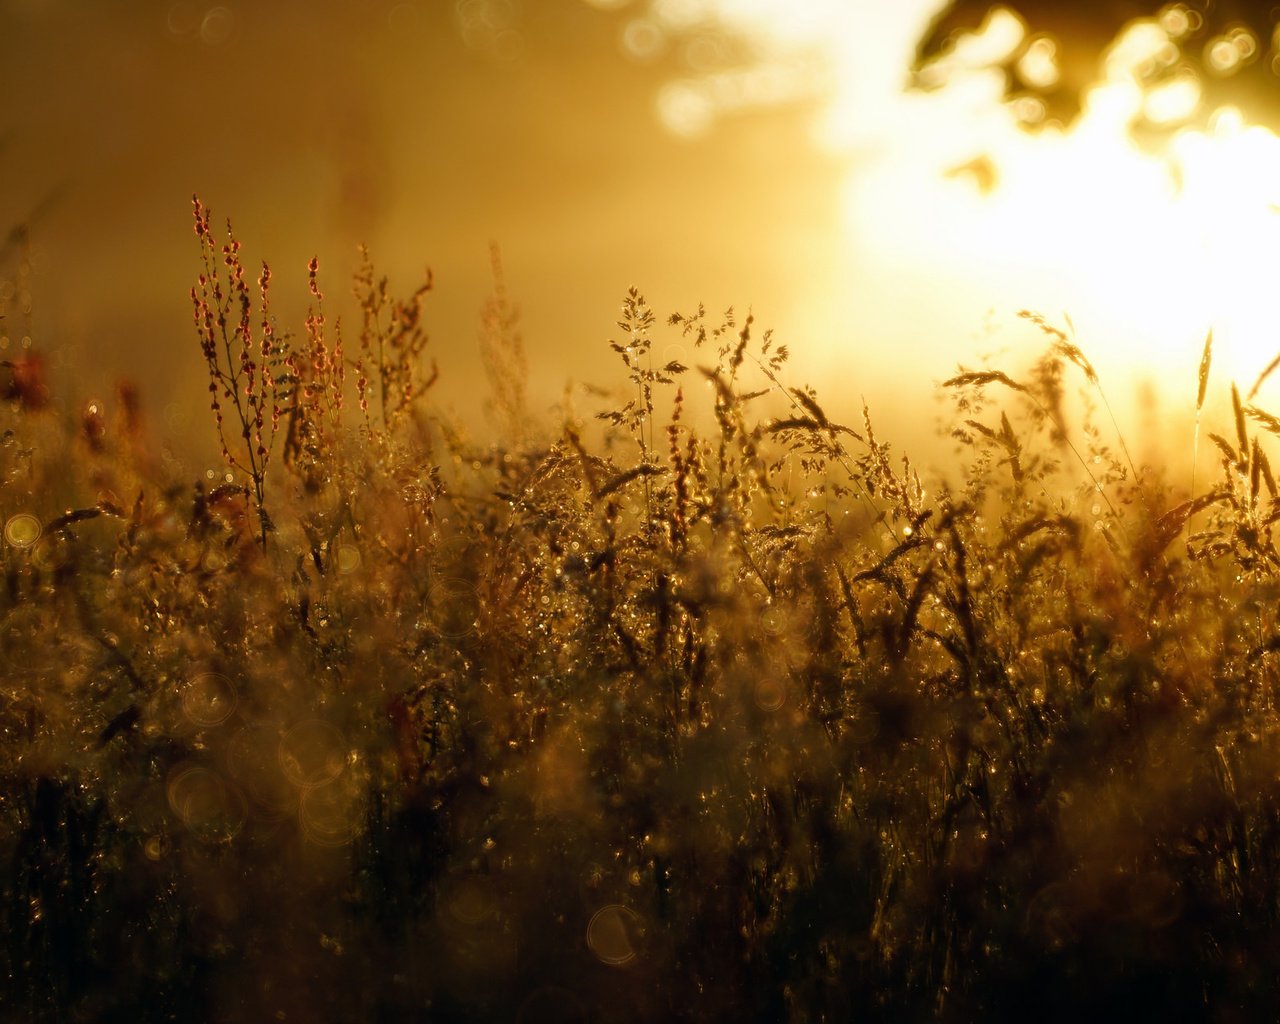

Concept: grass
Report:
left=4, top=199, right=1280, bottom=1022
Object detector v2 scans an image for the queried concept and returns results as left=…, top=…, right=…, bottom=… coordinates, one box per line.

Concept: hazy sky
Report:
left=3, top=1, right=880, bottom=443
left=7, top=0, right=1280, bottom=463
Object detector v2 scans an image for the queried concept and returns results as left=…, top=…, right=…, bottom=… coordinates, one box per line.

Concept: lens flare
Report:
left=166, top=764, right=246, bottom=843
left=298, top=772, right=366, bottom=847
left=182, top=671, right=238, bottom=728
left=278, top=719, right=347, bottom=788
left=4, top=513, right=41, bottom=548
left=429, top=577, right=481, bottom=639
left=587, top=904, right=641, bottom=965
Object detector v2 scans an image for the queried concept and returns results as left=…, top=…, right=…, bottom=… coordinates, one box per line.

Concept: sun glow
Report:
left=839, top=13, right=1280, bottom=399
left=848, top=85, right=1280, bottom=386
left=622, top=1, right=1280, bottom=405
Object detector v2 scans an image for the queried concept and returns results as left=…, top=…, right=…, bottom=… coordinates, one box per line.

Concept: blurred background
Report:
left=6, top=0, right=1280, bottom=467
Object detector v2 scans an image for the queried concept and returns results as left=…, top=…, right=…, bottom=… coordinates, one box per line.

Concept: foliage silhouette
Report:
left=915, top=1, right=1280, bottom=136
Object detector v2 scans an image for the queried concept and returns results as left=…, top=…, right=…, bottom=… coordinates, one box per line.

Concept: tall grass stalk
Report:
left=6, top=206, right=1280, bottom=1022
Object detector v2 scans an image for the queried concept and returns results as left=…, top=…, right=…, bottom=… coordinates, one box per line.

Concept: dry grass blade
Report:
left=942, top=370, right=1027, bottom=393
left=1249, top=349, right=1280, bottom=401
left=964, top=419, right=1003, bottom=445
left=700, top=365, right=734, bottom=405
left=1233, top=383, right=1249, bottom=457
left=1258, top=440, right=1278, bottom=498
left=1246, top=405, right=1280, bottom=437
left=768, top=416, right=862, bottom=441
left=850, top=534, right=925, bottom=587
left=894, top=564, right=934, bottom=661
left=999, top=411, right=1018, bottom=448
left=1192, top=329, right=1213, bottom=498
left=964, top=415, right=1020, bottom=454
left=1155, top=490, right=1225, bottom=538
left=42, top=504, right=123, bottom=533
left=1017, top=309, right=1066, bottom=342
left=791, top=388, right=830, bottom=427
left=1198, top=329, right=1213, bottom=412
left=1209, top=433, right=1243, bottom=469
left=768, top=416, right=823, bottom=434
left=965, top=415, right=1022, bottom=479
left=1054, top=340, right=1098, bottom=384
left=996, top=515, right=1078, bottom=551
left=564, top=422, right=602, bottom=497
left=596, top=463, right=664, bottom=499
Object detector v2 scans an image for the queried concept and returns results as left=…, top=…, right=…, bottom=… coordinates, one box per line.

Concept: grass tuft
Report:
left=5, top=206, right=1280, bottom=1021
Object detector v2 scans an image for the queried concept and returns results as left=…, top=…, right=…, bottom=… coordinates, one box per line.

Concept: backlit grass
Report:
left=3, top=201, right=1280, bottom=1022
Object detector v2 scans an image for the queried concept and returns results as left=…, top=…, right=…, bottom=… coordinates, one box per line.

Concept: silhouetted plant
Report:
left=6, top=205, right=1280, bottom=1022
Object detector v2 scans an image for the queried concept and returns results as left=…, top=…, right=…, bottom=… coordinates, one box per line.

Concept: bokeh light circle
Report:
left=31, top=532, right=72, bottom=571
left=753, top=677, right=787, bottom=712
left=278, top=719, right=347, bottom=788
left=166, top=764, right=246, bottom=843
left=299, top=772, right=367, bottom=847
left=333, top=542, right=362, bottom=575
left=587, top=904, right=641, bottom=965
left=429, top=577, right=481, bottom=639
left=446, top=875, right=499, bottom=926
left=4, top=513, right=41, bottom=548
left=226, top=724, right=296, bottom=820
left=182, top=672, right=238, bottom=727
left=200, top=6, right=235, bottom=45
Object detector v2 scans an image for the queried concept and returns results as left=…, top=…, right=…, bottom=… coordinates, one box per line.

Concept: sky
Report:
left=6, top=0, right=1280, bottom=467
left=0, top=1, right=858, bottom=446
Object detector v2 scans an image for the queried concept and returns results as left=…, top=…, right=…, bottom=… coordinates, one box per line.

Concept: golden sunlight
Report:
left=14, top=4, right=1280, bottom=1020
left=656, top=2, right=1280, bottom=412
left=891, top=11, right=1280, bottom=397
left=848, top=85, right=1280, bottom=388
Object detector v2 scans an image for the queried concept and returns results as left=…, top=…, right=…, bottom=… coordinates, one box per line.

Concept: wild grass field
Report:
left=4, top=199, right=1280, bottom=1022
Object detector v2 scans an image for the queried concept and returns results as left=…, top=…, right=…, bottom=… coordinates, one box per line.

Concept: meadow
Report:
left=4, top=199, right=1280, bottom=1022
